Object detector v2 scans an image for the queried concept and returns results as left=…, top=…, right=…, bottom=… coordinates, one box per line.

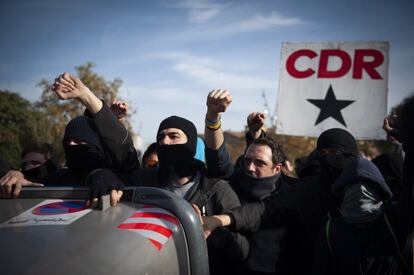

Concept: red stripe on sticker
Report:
left=148, top=238, right=163, bottom=250
left=118, top=222, right=173, bottom=238
left=130, top=212, right=179, bottom=225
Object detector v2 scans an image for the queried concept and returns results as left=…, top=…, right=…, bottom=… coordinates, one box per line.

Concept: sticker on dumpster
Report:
left=0, top=200, right=91, bottom=228
left=118, top=205, right=179, bottom=250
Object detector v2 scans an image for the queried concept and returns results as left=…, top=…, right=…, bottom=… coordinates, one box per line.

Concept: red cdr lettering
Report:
left=286, top=48, right=384, bottom=79
left=286, top=49, right=317, bottom=78
left=317, top=49, right=352, bottom=78
left=353, top=49, right=384, bottom=79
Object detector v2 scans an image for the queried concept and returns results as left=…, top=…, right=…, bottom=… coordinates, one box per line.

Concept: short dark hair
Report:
left=251, top=137, right=286, bottom=165
left=142, top=142, right=158, bottom=165
left=21, top=142, right=54, bottom=159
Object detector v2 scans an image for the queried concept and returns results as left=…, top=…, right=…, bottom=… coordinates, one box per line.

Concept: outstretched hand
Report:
left=0, top=170, right=44, bottom=198
left=383, top=115, right=400, bottom=142
left=52, top=72, right=103, bottom=114
left=192, top=204, right=222, bottom=239
left=206, top=89, right=232, bottom=118
left=52, top=72, right=91, bottom=101
left=110, top=100, right=129, bottom=120
left=247, top=112, right=265, bottom=132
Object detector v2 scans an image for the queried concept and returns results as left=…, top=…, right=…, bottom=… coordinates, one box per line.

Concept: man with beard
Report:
left=196, top=127, right=359, bottom=275
left=202, top=89, right=297, bottom=275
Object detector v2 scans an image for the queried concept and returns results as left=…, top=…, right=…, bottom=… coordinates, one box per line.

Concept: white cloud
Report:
left=236, top=11, right=304, bottom=31
left=175, top=0, right=230, bottom=23
left=152, top=51, right=275, bottom=91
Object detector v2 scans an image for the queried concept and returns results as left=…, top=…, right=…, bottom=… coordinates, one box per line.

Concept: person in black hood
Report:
left=0, top=72, right=138, bottom=205
left=312, top=157, right=411, bottom=275
left=62, top=116, right=109, bottom=175
left=316, top=128, right=359, bottom=182
left=198, top=127, right=360, bottom=275
left=44, top=73, right=246, bottom=274
left=20, top=142, right=58, bottom=182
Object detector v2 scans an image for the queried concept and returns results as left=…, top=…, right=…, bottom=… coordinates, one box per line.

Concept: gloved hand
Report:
left=86, top=169, right=124, bottom=207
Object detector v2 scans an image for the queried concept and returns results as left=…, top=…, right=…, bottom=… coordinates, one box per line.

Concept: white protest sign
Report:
left=276, top=41, right=389, bottom=139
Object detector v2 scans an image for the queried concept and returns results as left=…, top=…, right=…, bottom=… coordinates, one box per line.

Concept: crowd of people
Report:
left=0, top=72, right=413, bottom=275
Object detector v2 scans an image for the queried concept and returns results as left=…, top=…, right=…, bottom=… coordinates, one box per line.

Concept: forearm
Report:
left=204, top=110, right=224, bottom=150
left=77, top=89, right=103, bottom=115
left=205, top=143, right=234, bottom=179
left=211, top=214, right=233, bottom=227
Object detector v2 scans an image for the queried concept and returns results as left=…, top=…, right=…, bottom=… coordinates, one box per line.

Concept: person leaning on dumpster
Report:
left=48, top=72, right=249, bottom=275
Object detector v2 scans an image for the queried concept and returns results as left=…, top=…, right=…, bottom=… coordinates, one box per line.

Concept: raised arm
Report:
left=246, top=112, right=266, bottom=142
left=204, top=89, right=232, bottom=150
left=52, top=72, right=103, bottom=115
left=204, top=89, right=234, bottom=178
left=52, top=73, right=139, bottom=172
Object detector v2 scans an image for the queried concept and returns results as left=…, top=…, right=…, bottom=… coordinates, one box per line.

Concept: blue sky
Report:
left=1, top=0, right=413, bottom=146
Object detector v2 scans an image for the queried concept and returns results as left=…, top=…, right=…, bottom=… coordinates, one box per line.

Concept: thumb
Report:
left=29, top=183, right=44, bottom=187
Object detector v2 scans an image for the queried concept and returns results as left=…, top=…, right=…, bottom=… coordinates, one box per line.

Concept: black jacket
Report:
left=312, top=157, right=410, bottom=275
left=41, top=103, right=139, bottom=186
left=229, top=174, right=337, bottom=275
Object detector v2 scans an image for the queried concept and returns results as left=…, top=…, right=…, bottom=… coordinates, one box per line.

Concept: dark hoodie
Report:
left=312, top=158, right=410, bottom=275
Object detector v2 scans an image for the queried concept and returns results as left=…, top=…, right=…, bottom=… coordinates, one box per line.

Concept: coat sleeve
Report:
left=89, top=103, right=140, bottom=172
left=208, top=181, right=251, bottom=262
left=230, top=183, right=303, bottom=232
left=205, top=143, right=235, bottom=179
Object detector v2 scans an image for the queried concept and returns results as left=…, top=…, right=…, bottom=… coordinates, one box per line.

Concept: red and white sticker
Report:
left=0, top=200, right=91, bottom=228
left=118, top=205, right=179, bottom=250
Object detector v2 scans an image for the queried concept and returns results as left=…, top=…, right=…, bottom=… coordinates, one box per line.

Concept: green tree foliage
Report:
left=0, top=91, right=49, bottom=168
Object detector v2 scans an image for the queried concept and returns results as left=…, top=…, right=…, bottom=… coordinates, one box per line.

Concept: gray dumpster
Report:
left=0, top=187, right=209, bottom=275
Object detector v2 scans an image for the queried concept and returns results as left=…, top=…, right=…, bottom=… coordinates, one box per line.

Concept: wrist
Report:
left=249, top=129, right=262, bottom=140
left=80, top=89, right=103, bottom=115
left=205, top=114, right=221, bottom=131
left=206, top=110, right=220, bottom=121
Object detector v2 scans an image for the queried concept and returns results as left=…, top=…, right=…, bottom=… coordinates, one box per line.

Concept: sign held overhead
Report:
left=276, top=41, right=389, bottom=139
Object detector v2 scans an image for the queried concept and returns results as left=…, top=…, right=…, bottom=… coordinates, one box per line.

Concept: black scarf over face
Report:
left=157, top=144, right=198, bottom=184
left=156, top=116, right=198, bottom=185
left=317, top=128, right=358, bottom=183
left=22, top=158, right=58, bottom=181
left=319, top=153, right=356, bottom=182
left=64, top=144, right=109, bottom=174
left=236, top=171, right=280, bottom=202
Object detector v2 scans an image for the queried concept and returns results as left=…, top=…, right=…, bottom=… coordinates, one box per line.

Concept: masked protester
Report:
left=20, top=142, right=58, bottom=182
left=1, top=72, right=139, bottom=200
left=117, top=115, right=248, bottom=275
left=312, top=157, right=412, bottom=275
left=198, top=127, right=363, bottom=275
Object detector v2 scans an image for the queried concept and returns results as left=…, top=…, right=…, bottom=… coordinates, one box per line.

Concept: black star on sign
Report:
left=307, top=85, right=354, bottom=127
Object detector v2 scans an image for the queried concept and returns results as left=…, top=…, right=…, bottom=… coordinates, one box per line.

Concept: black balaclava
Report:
left=317, top=128, right=358, bottom=182
left=22, top=158, right=58, bottom=181
left=63, top=116, right=108, bottom=173
left=157, top=116, right=198, bottom=184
